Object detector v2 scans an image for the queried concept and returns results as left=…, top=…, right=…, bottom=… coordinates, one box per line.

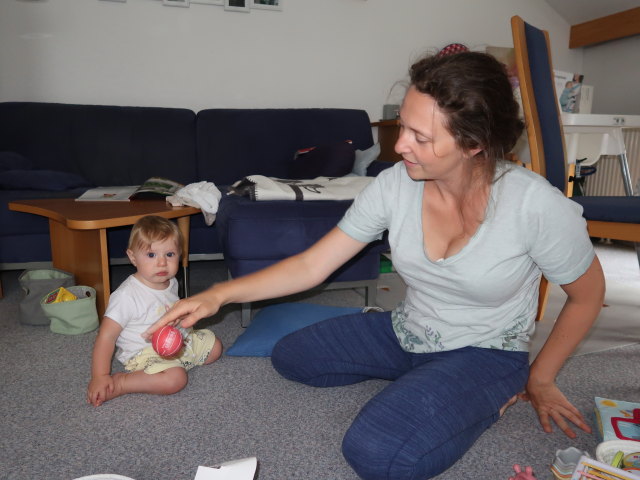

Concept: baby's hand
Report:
left=508, top=464, right=537, bottom=480
left=143, top=293, right=220, bottom=339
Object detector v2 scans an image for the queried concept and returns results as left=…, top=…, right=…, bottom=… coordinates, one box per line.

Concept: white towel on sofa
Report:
left=228, top=175, right=373, bottom=202
left=166, top=181, right=221, bottom=225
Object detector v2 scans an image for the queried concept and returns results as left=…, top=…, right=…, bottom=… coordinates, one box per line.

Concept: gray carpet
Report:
left=0, top=242, right=638, bottom=480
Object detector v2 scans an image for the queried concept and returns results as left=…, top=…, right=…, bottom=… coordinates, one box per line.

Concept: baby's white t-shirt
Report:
left=105, top=275, right=180, bottom=363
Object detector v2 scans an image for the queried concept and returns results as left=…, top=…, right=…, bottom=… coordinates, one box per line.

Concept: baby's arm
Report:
left=87, top=317, right=122, bottom=407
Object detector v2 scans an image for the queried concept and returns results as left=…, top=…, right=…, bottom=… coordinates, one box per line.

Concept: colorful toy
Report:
left=624, top=452, right=640, bottom=469
left=151, top=325, right=184, bottom=357
left=44, top=286, right=78, bottom=304
left=594, top=397, right=640, bottom=442
left=571, top=455, right=640, bottom=480
left=552, top=447, right=589, bottom=479
left=596, top=440, right=640, bottom=467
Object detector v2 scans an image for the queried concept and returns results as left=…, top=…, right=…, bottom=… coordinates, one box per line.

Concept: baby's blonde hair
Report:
left=128, top=215, right=183, bottom=253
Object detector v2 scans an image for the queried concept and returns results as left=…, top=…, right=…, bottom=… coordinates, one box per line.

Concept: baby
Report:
left=87, top=215, right=222, bottom=406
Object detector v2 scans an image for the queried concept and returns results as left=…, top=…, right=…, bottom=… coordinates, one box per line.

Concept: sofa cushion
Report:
left=0, top=102, right=198, bottom=187
left=195, top=108, right=374, bottom=186
left=217, top=193, right=354, bottom=260
left=215, top=192, right=386, bottom=282
left=0, top=151, right=32, bottom=172
left=226, top=303, right=360, bottom=357
left=0, top=189, right=86, bottom=236
left=0, top=169, right=93, bottom=191
left=0, top=188, right=87, bottom=263
left=352, top=143, right=381, bottom=176
left=288, top=141, right=355, bottom=179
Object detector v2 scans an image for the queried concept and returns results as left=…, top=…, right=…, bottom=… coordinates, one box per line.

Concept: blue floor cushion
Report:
left=226, top=302, right=360, bottom=357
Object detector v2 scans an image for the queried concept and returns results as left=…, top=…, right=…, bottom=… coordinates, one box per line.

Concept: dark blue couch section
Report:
left=196, top=108, right=374, bottom=185
left=0, top=102, right=201, bottom=264
left=198, top=108, right=383, bottom=283
left=0, top=188, right=88, bottom=263
left=1, top=103, right=377, bottom=269
left=0, top=102, right=198, bottom=186
left=218, top=197, right=355, bottom=260
left=216, top=194, right=385, bottom=282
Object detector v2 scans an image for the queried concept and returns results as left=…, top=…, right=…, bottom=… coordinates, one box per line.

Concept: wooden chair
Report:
left=511, top=15, right=640, bottom=320
left=511, top=15, right=640, bottom=244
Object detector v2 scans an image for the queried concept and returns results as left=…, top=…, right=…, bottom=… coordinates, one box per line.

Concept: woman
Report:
left=147, top=52, right=605, bottom=479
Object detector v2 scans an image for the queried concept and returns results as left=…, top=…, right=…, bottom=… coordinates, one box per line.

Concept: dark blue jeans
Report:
left=271, top=311, right=529, bottom=480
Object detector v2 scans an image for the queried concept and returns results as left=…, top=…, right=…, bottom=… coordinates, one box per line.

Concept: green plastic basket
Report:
left=41, top=286, right=99, bottom=335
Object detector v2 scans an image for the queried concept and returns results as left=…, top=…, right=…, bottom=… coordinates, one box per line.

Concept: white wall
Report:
left=582, top=36, right=640, bottom=115
left=0, top=0, right=582, bottom=121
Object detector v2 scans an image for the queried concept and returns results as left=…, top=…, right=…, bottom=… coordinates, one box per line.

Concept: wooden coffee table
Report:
left=9, top=198, right=200, bottom=317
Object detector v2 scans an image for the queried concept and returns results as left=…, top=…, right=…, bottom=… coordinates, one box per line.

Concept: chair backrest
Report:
left=511, top=15, right=573, bottom=323
left=511, top=16, right=569, bottom=195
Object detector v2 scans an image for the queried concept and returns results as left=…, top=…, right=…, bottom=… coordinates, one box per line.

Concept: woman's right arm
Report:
left=144, top=226, right=368, bottom=336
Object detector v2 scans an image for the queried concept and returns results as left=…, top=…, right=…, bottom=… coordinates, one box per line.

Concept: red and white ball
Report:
left=151, top=325, right=184, bottom=357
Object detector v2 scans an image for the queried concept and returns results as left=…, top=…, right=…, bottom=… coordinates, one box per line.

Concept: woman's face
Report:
left=395, top=86, right=477, bottom=182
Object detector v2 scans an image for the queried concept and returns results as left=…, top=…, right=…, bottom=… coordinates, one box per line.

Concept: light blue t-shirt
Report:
left=338, top=161, right=595, bottom=353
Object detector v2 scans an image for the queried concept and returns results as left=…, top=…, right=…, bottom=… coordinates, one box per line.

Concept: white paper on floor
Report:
left=194, top=457, right=257, bottom=480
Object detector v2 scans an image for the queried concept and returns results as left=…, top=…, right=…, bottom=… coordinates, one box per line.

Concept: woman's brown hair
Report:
left=409, top=52, right=524, bottom=179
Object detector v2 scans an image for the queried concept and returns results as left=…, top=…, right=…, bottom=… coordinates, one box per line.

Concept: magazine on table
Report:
left=75, top=177, right=183, bottom=202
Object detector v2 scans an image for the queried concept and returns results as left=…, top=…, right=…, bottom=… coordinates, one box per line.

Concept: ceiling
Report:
left=544, top=0, right=640, bottom=25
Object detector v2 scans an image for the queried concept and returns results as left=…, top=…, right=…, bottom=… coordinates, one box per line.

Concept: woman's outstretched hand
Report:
left=143, top=290, right=221, bottom=340
left=519, top=379, right=591, bottom=439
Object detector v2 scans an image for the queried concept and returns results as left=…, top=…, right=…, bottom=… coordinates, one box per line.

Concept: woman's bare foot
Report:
left=500, top=395, right=518, bottom=416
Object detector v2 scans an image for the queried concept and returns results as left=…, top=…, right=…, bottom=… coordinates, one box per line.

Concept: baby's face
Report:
left=127, top=237, right=180, bottom=290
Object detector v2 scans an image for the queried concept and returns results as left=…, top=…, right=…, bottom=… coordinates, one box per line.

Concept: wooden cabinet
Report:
left=372, top=120, right=402, bottom=162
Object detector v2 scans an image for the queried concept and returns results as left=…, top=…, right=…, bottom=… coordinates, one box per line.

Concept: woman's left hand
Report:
left=521, top=258, right=604, bottom=438
left=519, top=379, right=591, bottom=438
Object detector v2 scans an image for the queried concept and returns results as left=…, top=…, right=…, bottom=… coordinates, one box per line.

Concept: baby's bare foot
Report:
left=500, top=395, right=518, bottom=416
left=102, top=372, right=127, bottom=403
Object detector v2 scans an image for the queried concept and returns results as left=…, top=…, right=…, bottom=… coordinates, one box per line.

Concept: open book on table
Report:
left=76, top=177, right=183, bottom=202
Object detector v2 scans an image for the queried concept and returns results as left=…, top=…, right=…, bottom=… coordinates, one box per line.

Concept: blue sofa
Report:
left=1, top=102, right=389, bottom=303
left=0, top=102, right=202, bottom=266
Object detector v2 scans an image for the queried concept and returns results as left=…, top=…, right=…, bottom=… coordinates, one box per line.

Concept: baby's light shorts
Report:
left=124, top=328, right=216, bottom=374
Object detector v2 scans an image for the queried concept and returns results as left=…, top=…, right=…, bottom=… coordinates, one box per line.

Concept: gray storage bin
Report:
left=18, top=268, right=75, bottom=326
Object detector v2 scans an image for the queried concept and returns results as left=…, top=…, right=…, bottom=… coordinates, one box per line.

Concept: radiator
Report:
left=583, top=128, right=640, bottom=196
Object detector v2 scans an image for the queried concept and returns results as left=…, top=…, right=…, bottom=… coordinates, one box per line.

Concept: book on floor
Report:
left=75, top=177, right=183, bottom=202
